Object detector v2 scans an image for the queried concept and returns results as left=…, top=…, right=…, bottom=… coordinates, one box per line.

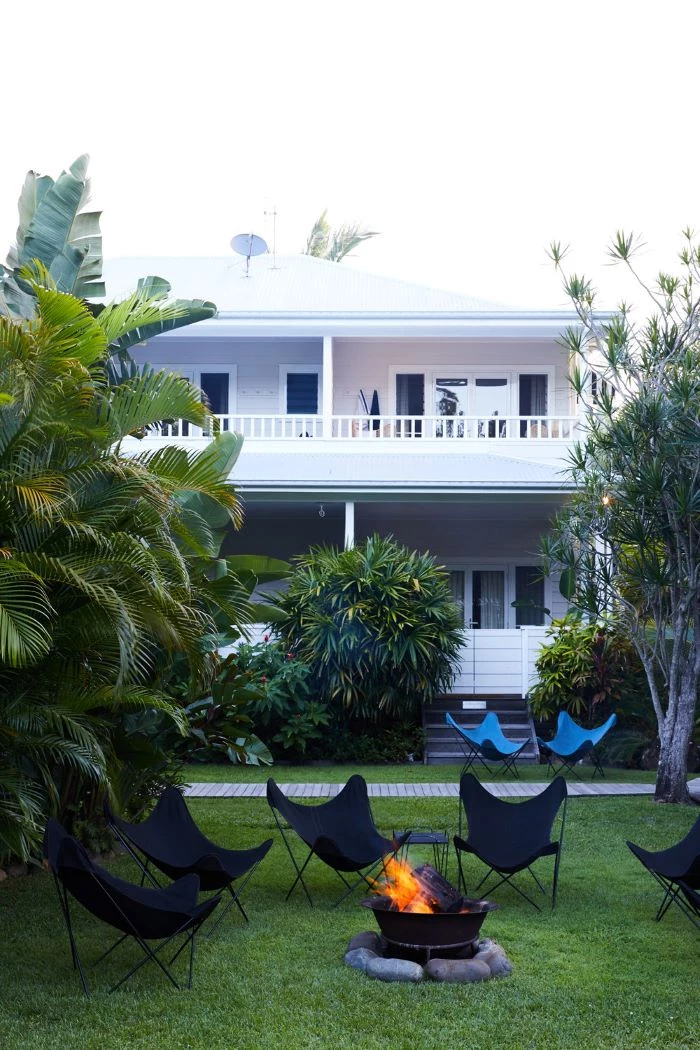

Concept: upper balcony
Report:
left=152, top=412, right=578, bottom=452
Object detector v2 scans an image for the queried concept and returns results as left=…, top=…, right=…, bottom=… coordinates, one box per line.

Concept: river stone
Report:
left=344, top=948, right=378, bottom=972
left=426, top=958, right=492, bottom=983
left=366, top=957, right=424, bottom=983
left=347, top=931, right=383, bottom=954
left=0, top=869, right=7, bottom=883
left=474, top=947, right=513, bottom=977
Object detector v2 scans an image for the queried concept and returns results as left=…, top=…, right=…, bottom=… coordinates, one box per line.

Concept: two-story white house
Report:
left=107, top=253, right=578, bottom=717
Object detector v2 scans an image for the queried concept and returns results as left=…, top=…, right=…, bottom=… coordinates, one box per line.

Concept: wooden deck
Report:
left=183, top=781, right=655, bottom=799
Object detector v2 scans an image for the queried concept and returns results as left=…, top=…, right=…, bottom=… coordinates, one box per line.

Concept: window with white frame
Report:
left=280, top=366, right=321, bottom=415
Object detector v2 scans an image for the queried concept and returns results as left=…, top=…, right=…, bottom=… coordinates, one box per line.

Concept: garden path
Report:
left=183, top=781, right=656, bottom=799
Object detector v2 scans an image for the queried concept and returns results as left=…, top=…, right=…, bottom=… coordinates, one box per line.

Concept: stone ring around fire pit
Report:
left=344, top=930, right=513, bottom=984
left=345, top=861, right=513, bottom=983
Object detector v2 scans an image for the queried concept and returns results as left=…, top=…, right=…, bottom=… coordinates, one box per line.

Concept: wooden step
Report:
left=423, top=693, right=540, bottom=766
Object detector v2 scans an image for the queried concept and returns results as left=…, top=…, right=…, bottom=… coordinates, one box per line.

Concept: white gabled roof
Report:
left=102, top=253, right=580, bottom=338
left=102, top=253, right=505, bottom=315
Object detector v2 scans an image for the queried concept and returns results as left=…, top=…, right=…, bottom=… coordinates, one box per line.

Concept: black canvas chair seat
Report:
left=105, top=787, right=272, bottom=930
left=267, top=775, right=409, bottom=906
left=627, top=816, right=700, bottom=928
left=44, top=820, right=219, bottom=996
left=454, top=772, right=567, bottom=910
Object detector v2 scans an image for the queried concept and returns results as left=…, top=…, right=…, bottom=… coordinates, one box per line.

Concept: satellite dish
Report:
left=231, top=233, right=268, bottom=276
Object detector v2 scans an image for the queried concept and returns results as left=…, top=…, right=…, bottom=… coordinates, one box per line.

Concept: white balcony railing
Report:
left=153, top=414, right=579, bottom=441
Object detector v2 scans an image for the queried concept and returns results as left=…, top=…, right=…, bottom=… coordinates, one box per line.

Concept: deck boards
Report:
left=183, top=780, right=655, bottom=799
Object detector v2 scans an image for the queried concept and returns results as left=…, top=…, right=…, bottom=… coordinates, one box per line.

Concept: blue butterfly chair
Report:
left=445, top=711, right=529, bottom=779
left=537, top=710, right=617, bottom=779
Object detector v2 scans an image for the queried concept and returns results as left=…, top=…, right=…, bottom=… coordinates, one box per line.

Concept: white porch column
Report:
left=344, top=501, right=355, bottom=548
left=322, top=335, right=333, bottom=436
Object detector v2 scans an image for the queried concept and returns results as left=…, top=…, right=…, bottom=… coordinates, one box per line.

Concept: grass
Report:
left=185, top=762, right=659, bottom=784
left=0, top=793, right=697, bottom=1050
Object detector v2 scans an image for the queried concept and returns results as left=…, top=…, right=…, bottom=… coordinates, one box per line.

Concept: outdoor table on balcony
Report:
left=394, top=827, right=450, bottom=878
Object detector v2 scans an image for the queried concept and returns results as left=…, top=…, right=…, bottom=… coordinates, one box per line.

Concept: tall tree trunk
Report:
left=654, top=681, right=695, bottom=803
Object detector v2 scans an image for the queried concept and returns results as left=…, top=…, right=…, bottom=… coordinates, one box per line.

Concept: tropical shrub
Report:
left=236, top=639, right=329, bottom=759
left=327, top=720, right=426, bottom=764
left=528, top=613, right=650, bottom=724
left=0, top=281, right=256, bottom=860
left=272, top=534, right=464, bottom=719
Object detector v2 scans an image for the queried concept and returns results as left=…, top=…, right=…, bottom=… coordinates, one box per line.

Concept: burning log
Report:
left=411, top=865, right=464, bottom=913
left=374, top=859, right=467, bottom=914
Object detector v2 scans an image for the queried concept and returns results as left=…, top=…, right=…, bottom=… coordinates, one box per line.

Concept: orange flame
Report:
left=372, top=856, right=434, bottom=913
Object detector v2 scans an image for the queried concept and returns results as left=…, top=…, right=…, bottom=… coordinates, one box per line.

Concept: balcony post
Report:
left=322, top=336, right=333, bottom=437
left=344, top=501, right=355, bottom=548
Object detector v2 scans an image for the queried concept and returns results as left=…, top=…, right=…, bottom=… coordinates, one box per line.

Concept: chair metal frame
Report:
left=446, top=711, right=528, bottom=780
left=267, top=777, right=408, bottom=907
left=627, top=818, right=700, bottom=930
left=105, top=789, right=271, bottom=936
left=537, top=711, right=617, bottom=780
left=46, top=823, right=218, bottom=996
left=454, top=774, right=568, bottom=911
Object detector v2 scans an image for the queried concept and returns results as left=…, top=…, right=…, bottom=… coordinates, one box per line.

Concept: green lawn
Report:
left=185, top=761, right=659, bottom=784
left=0, top=795, right=697, bottom=1050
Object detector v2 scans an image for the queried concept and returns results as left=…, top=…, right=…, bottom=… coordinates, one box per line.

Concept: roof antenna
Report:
left=264, top=205, right=278, bottom=269
left=230, top=233, right=268, bottom=276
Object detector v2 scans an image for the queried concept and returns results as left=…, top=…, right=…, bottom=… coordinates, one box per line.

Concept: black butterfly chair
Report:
left=627, top=816, right=700, bottom=928
left=44, top=820, right=219, bottom=996
left=454, top=773, right=568, bottom=910
left=266, top=775, right=409, bottom=906
left=105, top=787, right=273, bottom=935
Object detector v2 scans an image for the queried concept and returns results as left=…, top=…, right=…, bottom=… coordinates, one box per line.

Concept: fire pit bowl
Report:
left=362, top=895, right=498, bottom=950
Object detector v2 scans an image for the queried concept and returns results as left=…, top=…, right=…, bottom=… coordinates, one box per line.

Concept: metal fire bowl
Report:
left=361, top=897, right=498, bottom=950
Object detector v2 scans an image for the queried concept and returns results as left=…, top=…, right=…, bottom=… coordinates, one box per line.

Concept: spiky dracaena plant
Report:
left=272, top=534, right=464, bottom=719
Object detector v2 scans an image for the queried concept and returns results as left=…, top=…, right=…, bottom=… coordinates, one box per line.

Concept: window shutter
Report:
left=287, top=373, right=318, bottom=414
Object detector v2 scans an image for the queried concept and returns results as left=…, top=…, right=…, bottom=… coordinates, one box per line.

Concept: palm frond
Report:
left=0, top=567, right=53, bottom=667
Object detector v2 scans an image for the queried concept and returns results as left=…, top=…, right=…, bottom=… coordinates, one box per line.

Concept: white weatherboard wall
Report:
left=234, top=625, right=551, bottom=697
left=450, top=627, right=549, bottom=696
left=331, top=337, right=573, bottom=416
left=131, top=337, right=323, bottom=416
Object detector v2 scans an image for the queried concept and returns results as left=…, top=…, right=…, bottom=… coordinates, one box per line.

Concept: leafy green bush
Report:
left=327, top=720, right=425, bottom=764
left=236, top=639, right=330, bottom=759
left=529, top=613, right=650, bottom=725
left=271, top=534, right=464, bottom=719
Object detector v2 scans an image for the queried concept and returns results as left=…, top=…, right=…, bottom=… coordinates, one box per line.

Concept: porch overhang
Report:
left=231, top=449, right=573, bottom=502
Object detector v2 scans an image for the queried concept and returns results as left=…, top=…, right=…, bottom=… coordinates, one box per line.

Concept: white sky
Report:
left=2, top=0, right=699, bottom=309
